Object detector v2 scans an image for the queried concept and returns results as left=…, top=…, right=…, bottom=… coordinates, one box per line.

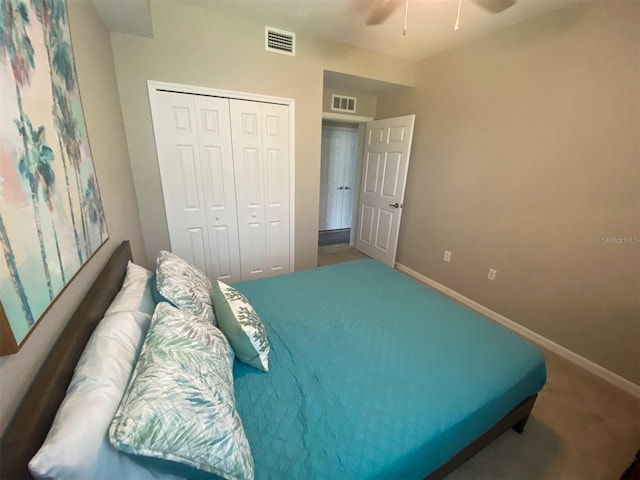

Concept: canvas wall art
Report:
left=0, top=0, right=107, bottom=353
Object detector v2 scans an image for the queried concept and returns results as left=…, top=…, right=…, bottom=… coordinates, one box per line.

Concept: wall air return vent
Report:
left=265, top=26, right=295, bottom=56
left=331, top=94, right=357, bottom=113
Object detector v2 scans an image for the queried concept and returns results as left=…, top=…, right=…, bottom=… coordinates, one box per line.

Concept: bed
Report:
left=0, top=241, right=546, bottom=479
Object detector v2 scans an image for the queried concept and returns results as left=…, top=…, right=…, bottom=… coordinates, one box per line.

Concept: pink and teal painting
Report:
left=0, top=0, right=107, bottom=350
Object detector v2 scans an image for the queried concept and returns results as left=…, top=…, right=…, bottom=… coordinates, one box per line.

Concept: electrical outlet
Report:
left=488, top=268, right=497, bottom=281
left=443, top=250, right=452, bottom=263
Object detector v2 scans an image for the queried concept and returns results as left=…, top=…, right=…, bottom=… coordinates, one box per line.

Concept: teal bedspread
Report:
left=232, top=260, right=546, bottom=479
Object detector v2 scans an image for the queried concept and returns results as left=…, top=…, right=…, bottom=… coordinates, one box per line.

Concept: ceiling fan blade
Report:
left=473, top=0, right=517, bottom=13
left=363, top=0, right=403, bottom=25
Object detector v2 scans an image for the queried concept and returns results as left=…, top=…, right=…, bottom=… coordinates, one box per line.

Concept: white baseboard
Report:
left=395, top=263, right=640, bottom=399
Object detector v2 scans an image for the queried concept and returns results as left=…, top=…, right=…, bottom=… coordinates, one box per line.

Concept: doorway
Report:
left=317, top=114, right=417, bottom=268
left=318, top=123, right=359, bottom=247
left=319, top=71, right=416, bottom=268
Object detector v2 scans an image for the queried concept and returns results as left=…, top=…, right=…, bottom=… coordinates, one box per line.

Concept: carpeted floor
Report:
left=446, top=348, right=639, bottom=479
left=317, top=246, right=640, bottom=479
left=318, top=243, right=368, bottom=266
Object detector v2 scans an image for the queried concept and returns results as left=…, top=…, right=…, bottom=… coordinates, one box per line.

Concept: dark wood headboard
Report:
left=0, top=241, right=133, bottom=479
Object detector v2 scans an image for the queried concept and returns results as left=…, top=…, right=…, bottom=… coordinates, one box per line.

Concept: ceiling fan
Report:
left=360, top=0, right=517, bottom=26
left=473, top=0, right=518, bottom=14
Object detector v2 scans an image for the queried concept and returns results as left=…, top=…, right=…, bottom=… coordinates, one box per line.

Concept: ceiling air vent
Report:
left=265, top=26, right=295, bottom=56
left=331, top=94, right=357, bottom=113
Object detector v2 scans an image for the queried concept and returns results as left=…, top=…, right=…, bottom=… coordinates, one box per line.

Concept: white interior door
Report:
left=230, top=99, right=290, bottom=280
left=355, top=115, right=415, bottom=267
left=154, top=91, right=241, bottom=282
left=319, top=126, right=358, bottom=231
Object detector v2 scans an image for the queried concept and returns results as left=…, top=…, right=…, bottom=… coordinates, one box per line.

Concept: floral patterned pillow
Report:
left=155, top=251, right=215, bottom=325
left=211, top=281, right=269, bottom=372
left=109, top=303, right=254, bottom=480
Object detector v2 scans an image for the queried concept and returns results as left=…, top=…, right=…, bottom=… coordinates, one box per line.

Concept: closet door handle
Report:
left=337, top=186, right=344, bottom=190
left=344, top=186, right=351, bottom=190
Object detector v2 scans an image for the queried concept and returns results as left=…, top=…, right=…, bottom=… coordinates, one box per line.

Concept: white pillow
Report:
left=29, top=310, right=182, bottom=480
left=105, top=261, right=156, bottom=316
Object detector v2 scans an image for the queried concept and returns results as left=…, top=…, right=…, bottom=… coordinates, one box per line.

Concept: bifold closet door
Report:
left=230, top=99, right=290, bottom=281
left=155, top=91, right=241, bottom=282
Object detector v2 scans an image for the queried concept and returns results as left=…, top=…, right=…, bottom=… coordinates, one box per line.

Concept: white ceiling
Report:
left=91, top=0, right=578, bottom=60
left=180, top=0, right=578, bottom=60
left=92, top=0, right=578, bottom=92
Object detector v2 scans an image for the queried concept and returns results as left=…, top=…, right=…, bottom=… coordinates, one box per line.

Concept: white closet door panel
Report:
left=325, top=130, right=345, bottom=230
left=341, top=191, right=354, bottom=228
left=246, top=222, right=266, bottom=276
left=195, top=96, right=241, bottom=282
left=326, top=191, right=342, bottom=230
left=261, top=103, right=290, bottom=275
left=266, top=220, right=287, bottom=274
left=209, top=226, right=237, bottom=280
left=186, top=227, right=208, bottom=270
left=230, top=100, right=267, bottom=280
left=244, top=149, right=264, bottom=208
left=156, top=92, right=212, bottom=276
left=237, top=148, right=267, bottom=279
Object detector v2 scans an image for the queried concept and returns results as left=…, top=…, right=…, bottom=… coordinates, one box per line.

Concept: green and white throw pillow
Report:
left=109, top=303, right=254, bottom=480
left=155, top=250, right=215, bottom=325
left=212, top=281, right=269, bottom=372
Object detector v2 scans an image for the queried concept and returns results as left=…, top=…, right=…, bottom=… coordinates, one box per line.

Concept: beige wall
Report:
left=322, top=88, right=377, bottom=119
left=109, top=0, right=415, bottom=271
left=0, top=0, right=146, bottom=434
left=376, top=1, right=640, bottom=384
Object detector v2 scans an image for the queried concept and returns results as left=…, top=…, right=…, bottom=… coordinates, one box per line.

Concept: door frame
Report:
left=318, top=116, right=368, bottom=249
left=350, top=123, right=367, bottom=247
left=147, top=80, right=296, bottom=270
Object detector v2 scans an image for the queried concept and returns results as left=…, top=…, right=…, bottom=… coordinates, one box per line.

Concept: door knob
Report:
left=344, top=186, right=351, bottom=190
left=215, top=216, right=221, bottom=220
left=337, top=186, right=344, bottom=190
left=388, top=203, right=400, bottom=208
left=252, top=213, right=257, bottom=218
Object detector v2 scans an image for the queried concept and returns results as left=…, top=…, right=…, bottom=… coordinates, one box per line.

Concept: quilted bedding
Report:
left=232, top=259, right=546, bottom=479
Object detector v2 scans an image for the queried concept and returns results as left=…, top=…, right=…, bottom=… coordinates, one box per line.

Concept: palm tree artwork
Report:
left=0, top=179, right=34, bottom=327
left=84, top=175, right=107, bottom=241
left=17, top=116, right=59, bottom=299
left=0, top=0, right=107, bottom=351
left=18, top=119, right=67, bottom=288
left=34, top=0, right=89, bottom=261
